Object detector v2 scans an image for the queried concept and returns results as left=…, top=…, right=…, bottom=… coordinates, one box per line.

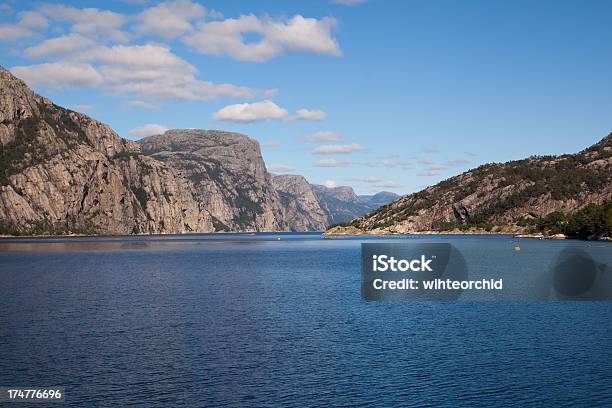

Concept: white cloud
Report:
left=13, top=44, right=262, bottom=101
left=125, top=100, right=160, bottom=110
left=18, top=11, right=48, bottom=29
left=73, top=104, right=93, bottom=112
left=419, top=158, right=435, bottom=165
left=0, top=24, right=34, bottom=41
left=314, top=158, right=352, bottom=167
left=312, top=143, right=364, bottom=154
left=24, top=34, right=95, bottom=58
left=39, top=4, right=129, bottom=43
left=296, top=108, right=326, bottom=121
left=11, top=62, right=103, bottom=89
left=303, top=131, right=342, bottom=142
left=268, top=164, right=294, bottom=173
left=213, top=100, right=325, bottom=122
left=324, top=180, right=337, bottom=188
left=184, top=14, right=341, bottom=62
left=0, top=11, right=47, bottom=42
left=136, top=0, right=206, bottom=39
left=213, top=100, right=290, bottom=123
left=332, top=0, right=367, bottom=5
left=128, top=123, right=169, bottom=138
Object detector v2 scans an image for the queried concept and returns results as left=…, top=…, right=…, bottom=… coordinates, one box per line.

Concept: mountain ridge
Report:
left=0, top=66, right=396, bottom=235
left=326, top=133, right=612, bottom=236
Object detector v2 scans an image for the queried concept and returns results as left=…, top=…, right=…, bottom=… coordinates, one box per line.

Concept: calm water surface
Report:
left=0, top=233, right=611, bottom=407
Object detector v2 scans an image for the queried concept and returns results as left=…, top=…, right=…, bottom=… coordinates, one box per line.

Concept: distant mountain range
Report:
left=327, top=133, right=612, bottom=236
left=0, top=66, right=396, bottom=235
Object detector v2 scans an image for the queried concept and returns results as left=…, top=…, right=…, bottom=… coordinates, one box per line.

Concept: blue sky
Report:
left=1, top=0, right=611, bottom=194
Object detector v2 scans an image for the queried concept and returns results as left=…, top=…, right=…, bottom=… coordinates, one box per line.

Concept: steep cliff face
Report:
left=311, top=184, right=399, bottom=224
left=329, top=134, right=612, bottom=234
left=272, top=175, right=328, bottom=231
left=138, top=129, right=287, bottom=232
left=0, top=67, right=213, bottom=235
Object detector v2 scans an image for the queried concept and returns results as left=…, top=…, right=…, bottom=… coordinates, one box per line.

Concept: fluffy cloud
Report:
left=14, top=44, right=261, bottom=101
left=268, top=164, right=295, bottom=173
left=324, top=180, right=337, bottom=188
left=38, top=4, right=128, bottom=42
left=314, top=158, right=352, bottom=167
left=213, top=100, right=290, bottom=123
left=0, top=11, right=47, bottom=41
left=213, top=101, right=326, bottom=122
left=184, top=14, right=341, bottom=62
left=302, top=131, right=342, bottom=142
left=0, top=24, right=34, bottom=41
left=136, top=0, right=206, bottom=39
left=312, top=143, right=364, bottom=154
left=296, top=109, right=326, bottom=121
left=17, top=11, right=48, bottom=29
left=128, top=123, right=169, bottom=138
left=11, top=62, right=103, bottom=89
left=24, top=34, right=96, bottom=58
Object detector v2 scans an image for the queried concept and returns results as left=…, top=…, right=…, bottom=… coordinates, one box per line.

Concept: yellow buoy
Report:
left=514, top=245, right=521, bottom=251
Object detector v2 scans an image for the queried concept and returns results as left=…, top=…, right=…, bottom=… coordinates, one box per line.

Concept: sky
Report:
left=1, top=0, right=611, bottom=195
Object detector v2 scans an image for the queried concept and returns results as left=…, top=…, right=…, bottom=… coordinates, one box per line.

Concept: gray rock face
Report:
left=340, top=134, right=612, bottom=234
left=0, top=66, right=403, bottom=235
left=0, top=66, right=213, bottom=235
left=138, top=129, right=287, bottom=232
left=272, top=174, right=328, bottom=231
left=311, top=184, right=400, bottom=224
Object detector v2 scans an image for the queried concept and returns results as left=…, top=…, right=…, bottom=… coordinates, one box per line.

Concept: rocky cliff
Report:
left=327, top=134, right=612, bottom=234
left=272, top=175, right=328, bottom=231
left=0, top=66, right=401, bottom=235
left=311, top=184, right=399, bottom=224
left=0, top=66, right=213, bottom=235
left=138, top=129, right=287, bottom=232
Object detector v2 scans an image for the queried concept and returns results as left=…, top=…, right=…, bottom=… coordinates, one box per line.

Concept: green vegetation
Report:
left=519, top=201, right=612, bottom=239
left=359, top=146, right=610, bottom=230
left=211, top=216, right=230, bottom=232
left=328, top=221, right=353, bottom=229
left=133, top=186, right=148, bottom=210
left=0, top=102, right=94, bottom=186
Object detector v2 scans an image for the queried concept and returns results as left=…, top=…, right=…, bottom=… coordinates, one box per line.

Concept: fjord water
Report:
left=1, top=233, right=611, bottom=407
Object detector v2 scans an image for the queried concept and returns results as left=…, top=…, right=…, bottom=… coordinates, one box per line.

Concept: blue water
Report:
left=0, top=233, right=611, bottom=407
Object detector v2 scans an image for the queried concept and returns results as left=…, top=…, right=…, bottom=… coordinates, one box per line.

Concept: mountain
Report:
left=311, top=184, right=400, bottom=224
left=0, top=66, right=213, bottom=235
left=0, top=66, right=399, bottom=235
left=326, top=134, right=612, bottom=235
left=138, top=129, right=287, bottom=232
left=271, top=175, right=328, bottom=231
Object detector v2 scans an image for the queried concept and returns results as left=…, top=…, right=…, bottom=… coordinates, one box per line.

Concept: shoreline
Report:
left=322, top=227, right=612, bottom=242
